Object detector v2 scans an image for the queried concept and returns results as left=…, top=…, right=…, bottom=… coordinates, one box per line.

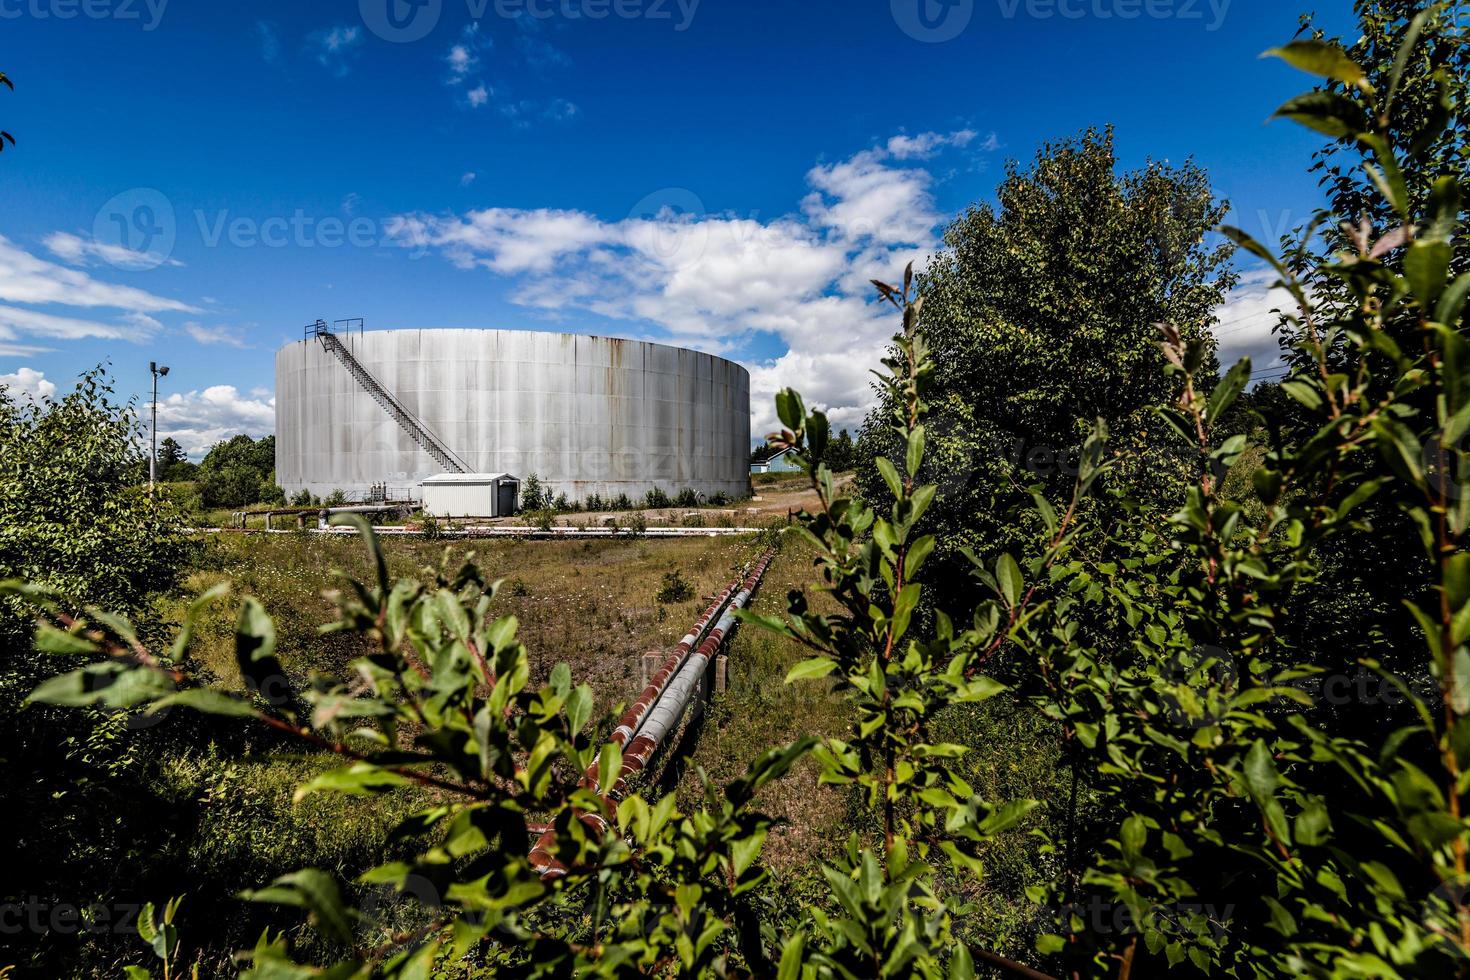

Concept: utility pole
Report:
left=149, top=361, right=169, bottom=493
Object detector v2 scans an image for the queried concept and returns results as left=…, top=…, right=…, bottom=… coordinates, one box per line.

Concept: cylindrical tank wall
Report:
left=275, top=330, right=752, bottom=503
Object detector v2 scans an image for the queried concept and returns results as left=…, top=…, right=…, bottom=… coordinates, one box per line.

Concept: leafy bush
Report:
left=289, top=489, right=316, bottom=508
left=856, top=126, right=1235, bottom=612
left=322, top=489, right=348, bottom=507
left=674, top=488, right=701, bottom=508
left=610, top=492, right=633, bottom=511
left=644, top=487, right=671, bottom=509
left=520, top=473, right=546, bottom=512
left=197, top=435, right=278, bottom=509
left=0, top=368, right=192, bottom=972
left=18, top=12, right=1470, bottom=978
left=583, top=492, right=606, bottom=512
left=655, top=569, right=695, bottom=604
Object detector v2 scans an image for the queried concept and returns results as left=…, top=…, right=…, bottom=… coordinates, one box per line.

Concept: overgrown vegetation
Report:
left=13, top=6, right=1470, bottom=978
left=195, top=435, right=283, bottom=510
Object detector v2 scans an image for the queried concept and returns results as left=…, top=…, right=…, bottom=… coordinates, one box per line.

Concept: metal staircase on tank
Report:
left=306, top=319, right=470, bottom=474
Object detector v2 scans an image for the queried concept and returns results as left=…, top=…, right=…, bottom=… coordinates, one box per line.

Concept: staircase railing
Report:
left=305, top=320, right=470, bottom=474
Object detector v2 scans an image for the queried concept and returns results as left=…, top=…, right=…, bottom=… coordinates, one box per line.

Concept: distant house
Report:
left=751, top=447, right=801, bottom=474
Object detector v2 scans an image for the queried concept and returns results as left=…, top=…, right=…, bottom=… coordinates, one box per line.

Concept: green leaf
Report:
left=874, top=457, right=903, bottom=500
left=995, top=554, right=1023, bottom=608
left=34, top=622, right=100, bottom=656
left=1207, top=358, right=1251, bottom=425
left=597, top=742, right=621, bottom=794
left=154, top=687, right=258, bottom=718
left=170, top=581, right=231, bottom=663
left=1272, top=90, right=1370, bottom=138
left=235, top=597, right=285, bottom=699
left=1406, top=239, right=1453, bottom=307
left=777, top=932, right=806, bottom=980
left=786, top=657, right=837, bottom=683
left=566, top=684, right=593, bottom=734
left=329, top=513, right=388, bottom=597
left=241, top=869, right=354, bottom=943
left=1266, top=40, right=1371, bottom=90
left=1243, top=740, right=1280, bottom=801
left=1454, top=649, right=1470, bottom=716
left=776, top=388, right=806, bottom=433
left=906, top=424, right=926, bottom=478
left=293, top=763, right=412, bottom=802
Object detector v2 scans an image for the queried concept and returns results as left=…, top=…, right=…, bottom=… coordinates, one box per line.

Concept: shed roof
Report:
left=420, top=473, right=519, bottom=486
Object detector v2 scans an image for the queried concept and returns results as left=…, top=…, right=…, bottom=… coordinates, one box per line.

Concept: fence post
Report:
left=641, top=651, right=663, bottom=688
left=714, top=654, right=728, bottom=696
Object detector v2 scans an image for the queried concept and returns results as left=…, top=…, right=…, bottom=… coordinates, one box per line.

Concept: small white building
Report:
left=420, top=473, right=522, bottom=518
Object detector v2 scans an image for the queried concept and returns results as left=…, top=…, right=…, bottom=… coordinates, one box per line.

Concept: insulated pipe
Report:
left=609, top=551, right=774, bottom=803
left=609, top=575, right=746, bottom=751
left=528, top=548, right=777, bottom=879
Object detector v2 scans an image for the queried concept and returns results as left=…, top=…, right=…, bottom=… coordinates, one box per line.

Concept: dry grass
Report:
left=160, top=529, right=850, bottom=871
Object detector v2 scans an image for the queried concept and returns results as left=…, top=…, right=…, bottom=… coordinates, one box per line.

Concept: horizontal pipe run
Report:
left=610, top=577, right=745, bottom=750
left=201, top=526, right=767, bottom=539
left=610, top=552, right=774, bottom=802
left=529, top=548, right=776, bottom=879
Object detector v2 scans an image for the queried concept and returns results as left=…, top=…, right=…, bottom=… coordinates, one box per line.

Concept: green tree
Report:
left=0, top=368, right=189, bottom=971
left=857, top=128, right=1235, bottom=609
left=197, top=434, right=278, bottom=508
left=157, top=436, right=186, bottom=468
left=823, top=428, right=857, bottom=472
left=156, top=436, right=197, bottom=483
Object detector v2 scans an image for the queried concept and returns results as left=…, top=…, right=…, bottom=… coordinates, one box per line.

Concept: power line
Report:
left=1212, top=310, right=1279, bottom=330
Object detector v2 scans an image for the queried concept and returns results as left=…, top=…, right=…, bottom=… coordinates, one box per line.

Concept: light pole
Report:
left=149, top=361, right=169, bottom=493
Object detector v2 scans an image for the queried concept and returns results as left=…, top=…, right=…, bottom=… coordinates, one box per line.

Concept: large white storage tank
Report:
left=275, top=328, right=752, bottom=503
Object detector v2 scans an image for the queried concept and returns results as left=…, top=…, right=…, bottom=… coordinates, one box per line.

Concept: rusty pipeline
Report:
left=528, top=547, right=778, bottom=879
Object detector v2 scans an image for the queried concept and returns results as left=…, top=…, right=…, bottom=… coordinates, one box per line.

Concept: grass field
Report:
left=156, top=528, right=851, bottom=868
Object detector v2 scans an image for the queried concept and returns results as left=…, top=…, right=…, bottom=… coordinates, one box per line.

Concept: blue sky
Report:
left=0, top=0, right=1349, bottom=454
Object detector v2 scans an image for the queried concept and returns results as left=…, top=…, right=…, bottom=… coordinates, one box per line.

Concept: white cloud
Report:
left=256, top=20, right=282, bottom=66
left=803, top=151, right=939, bottom=246
left=388, top=208, right=609, bottom=274
left=0, top=236, right=197, bottom=313
left=496, top=96, right=579, bottom=126
left=0, top=366, right=56, bottom=401
left=460, top=171, right=478, bottom=187
left=466, top=84, right=490, bottom=108
left=515, top=33, right=571, bottom=69
left=44, top=231, right=183, bottom=270
left=885, top=129, right=978, bottom=160
left=158, top=385, right=275, bottom=458
left=310, top=25, right=362, bottom=76
left=388, top=132, right=984, bottom=436
left=0, top=304, right=160, bottom=341
left=1210, top=266, right=1295, bottom=378
left=184, top=321, right=249, bottom=348
left=447, top=44, right=478, bottom=79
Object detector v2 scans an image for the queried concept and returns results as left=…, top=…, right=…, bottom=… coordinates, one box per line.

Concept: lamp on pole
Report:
left=149, top=361, right=169, bottom=493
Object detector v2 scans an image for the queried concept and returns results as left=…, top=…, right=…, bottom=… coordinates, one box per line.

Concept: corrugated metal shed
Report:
left=420, top=473, right=521, bottom=518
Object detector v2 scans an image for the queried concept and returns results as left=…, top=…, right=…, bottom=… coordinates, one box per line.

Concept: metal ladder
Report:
left=306, top=320, right=470, bottom=474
